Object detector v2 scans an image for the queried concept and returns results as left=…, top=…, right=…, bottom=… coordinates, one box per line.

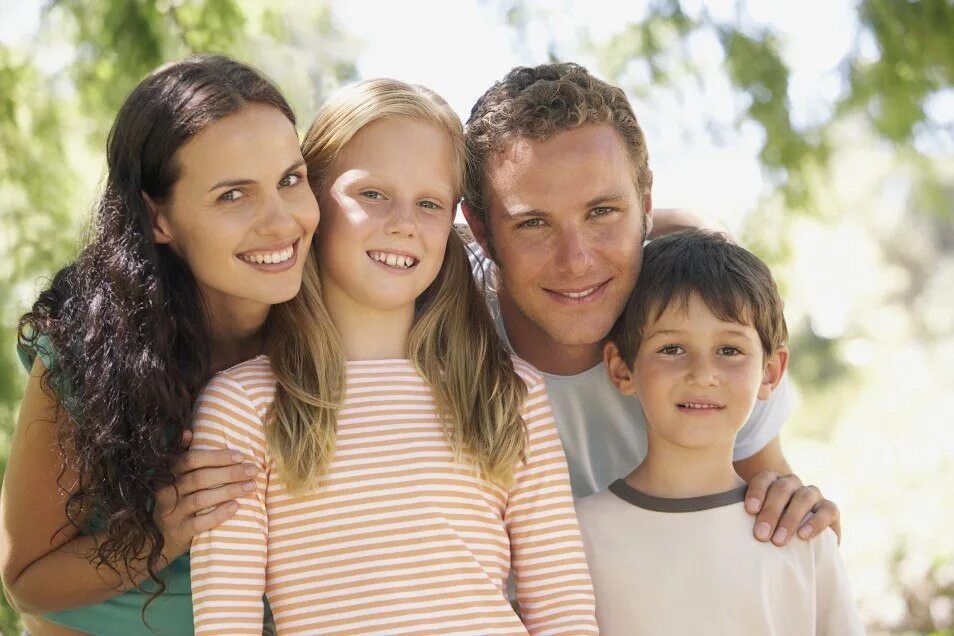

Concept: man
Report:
left=462, top=62, right=839, bottom=545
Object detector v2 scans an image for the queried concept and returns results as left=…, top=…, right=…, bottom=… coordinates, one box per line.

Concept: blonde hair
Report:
left=267, top=79, right=528, bottom=493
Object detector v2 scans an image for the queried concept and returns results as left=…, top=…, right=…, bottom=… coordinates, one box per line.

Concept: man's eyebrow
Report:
left=503, top=206, right=549, bottom=218
left=585, top=194, right=627, bottom=207
left=208, top=160, right=306, bottom=192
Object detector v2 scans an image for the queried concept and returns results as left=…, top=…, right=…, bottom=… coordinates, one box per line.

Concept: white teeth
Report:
left=240, top=245, right=294, bottom=265
left=562, top=286, right=598, bottom=299
left=369, top=251, right=417, bottom=269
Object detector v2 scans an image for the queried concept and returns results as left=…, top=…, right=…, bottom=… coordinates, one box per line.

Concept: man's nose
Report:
left=556, top=227, right=595, bottom=276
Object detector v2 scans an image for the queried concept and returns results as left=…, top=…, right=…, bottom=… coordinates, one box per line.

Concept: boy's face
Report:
left=605, top=292, right=786, bottom=452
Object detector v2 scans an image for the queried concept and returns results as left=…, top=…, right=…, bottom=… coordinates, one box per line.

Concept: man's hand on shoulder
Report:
left=743, top=471, right=841, bottom=546
left=734, top=436, right=841, bottom=546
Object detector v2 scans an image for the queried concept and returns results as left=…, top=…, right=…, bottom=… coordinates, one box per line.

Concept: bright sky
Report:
left=330, top=0, right=860, bottom=229
left=1, top=0, right=865, bottom=227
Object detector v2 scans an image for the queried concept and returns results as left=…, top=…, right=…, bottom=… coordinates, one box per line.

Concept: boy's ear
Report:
left=604, top=341, right=639, bottom=396
left=461, top=201, right=494, bottom=261
left=758, top=346, right=789, bottom=400
left=143, top=192, right=174, bottom=245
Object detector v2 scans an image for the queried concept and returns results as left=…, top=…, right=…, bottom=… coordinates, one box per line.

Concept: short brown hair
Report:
left=609, top=230, right=788, bottom=367
left=464, top=62, right=651, bottom=222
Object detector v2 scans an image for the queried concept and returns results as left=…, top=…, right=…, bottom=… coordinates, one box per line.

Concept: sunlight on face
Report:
left=317, top=118, right=455, bottom=317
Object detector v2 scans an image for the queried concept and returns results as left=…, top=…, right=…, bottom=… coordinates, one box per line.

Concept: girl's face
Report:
left=153, top=103, right=320, bottom=320
left=317, top=118, right=456, bottom=315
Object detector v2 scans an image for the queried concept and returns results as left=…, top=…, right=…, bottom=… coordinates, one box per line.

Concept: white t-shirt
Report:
left=576, top=481, right=864, bottom=635
left=471, top=246, right=794, bottom=498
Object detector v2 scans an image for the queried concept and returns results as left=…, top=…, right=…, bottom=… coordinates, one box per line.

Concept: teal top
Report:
left=17, top=337, right=195, bottom=636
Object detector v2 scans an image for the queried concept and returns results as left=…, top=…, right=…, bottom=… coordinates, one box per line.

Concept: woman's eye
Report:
left=659, top=345, right=683, bottom=355
left=280, top=173, right=302, bottom=187
left=219, top=189, right=244, bottom=202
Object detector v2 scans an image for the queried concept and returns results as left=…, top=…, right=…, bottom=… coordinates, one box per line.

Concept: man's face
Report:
left=473, top=124, right=651, bottom=349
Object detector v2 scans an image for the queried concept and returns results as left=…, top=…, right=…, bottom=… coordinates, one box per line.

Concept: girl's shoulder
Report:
left=218, top=354, right=275, bottom=379
left=509, top=354, right=546, bottom=392
left=202, top=355, right=278, bottom=412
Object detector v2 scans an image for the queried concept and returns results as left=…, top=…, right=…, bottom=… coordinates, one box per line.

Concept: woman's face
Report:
left=152, top=103, right=320, bottom=320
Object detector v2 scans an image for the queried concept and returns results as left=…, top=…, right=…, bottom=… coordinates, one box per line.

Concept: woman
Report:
left=0, top=54, right=319, bottom=635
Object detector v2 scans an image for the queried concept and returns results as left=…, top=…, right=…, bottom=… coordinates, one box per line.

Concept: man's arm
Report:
left=734, top=436, right=841, bottom=546
left=648, top=208, right=728, bottom=239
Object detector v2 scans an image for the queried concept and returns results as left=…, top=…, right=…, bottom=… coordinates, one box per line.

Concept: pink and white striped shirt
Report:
left=190, top=355, right=597, bottom=635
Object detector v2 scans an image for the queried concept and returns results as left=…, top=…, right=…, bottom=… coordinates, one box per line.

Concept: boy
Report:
left=576, top=230, right=864, bottom=634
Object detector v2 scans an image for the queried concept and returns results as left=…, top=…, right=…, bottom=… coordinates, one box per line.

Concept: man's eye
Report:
left=280, top=173, right=302, bottom=187
left=519, top=218, right=544, bottom=228
left=591, top=206, right=615, bottom=217
left=219, top=189, right=244, bottom=202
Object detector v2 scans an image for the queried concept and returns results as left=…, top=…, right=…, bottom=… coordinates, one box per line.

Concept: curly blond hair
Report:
left=464, top=62, right=652, bottom=222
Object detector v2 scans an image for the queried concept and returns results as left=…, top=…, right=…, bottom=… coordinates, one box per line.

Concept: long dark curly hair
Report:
left=17, top=54, right=295, bottom=596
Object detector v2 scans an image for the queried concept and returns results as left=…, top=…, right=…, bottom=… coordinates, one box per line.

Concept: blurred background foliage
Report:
left=0, top=0, right=952, bottom=634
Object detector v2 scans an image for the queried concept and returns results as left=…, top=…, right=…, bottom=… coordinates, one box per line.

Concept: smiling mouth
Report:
left=237, top=239, right=297, bottom=264
left=368, top=250, right=418, bottom=270
left=677, top=401, right=726, bottom=411
left=545, top=280, right=610, bottom=302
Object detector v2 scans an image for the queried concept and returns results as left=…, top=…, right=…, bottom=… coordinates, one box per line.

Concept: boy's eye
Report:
left=218, top=189, right=244, bottom=202
left=279, top=172, right=302, bottom=187
left=719, top=346, right=743, bottom=356
left=658, top=344, right=683, bottom=355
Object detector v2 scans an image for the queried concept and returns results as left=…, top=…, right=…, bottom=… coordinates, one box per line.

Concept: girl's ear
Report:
left=758, top=346, right=789, bottom=401
left=604, top=341, right=639, bottom=396
left=143, top=192, right=174, bottom=245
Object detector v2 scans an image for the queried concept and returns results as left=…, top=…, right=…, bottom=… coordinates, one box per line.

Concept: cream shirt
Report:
left=576, top=480, right=865, bottom=635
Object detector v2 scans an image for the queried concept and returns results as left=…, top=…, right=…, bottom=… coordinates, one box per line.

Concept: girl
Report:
left=189, top=80, right=597, bottom=634
left=1, top=55, right=319, bottom=635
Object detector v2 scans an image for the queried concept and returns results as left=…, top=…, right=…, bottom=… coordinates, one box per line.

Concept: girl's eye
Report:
left=279, top=173, right=302, bottom=187
left=361, top=190, right=383, bottom=200
left=418, top=200, right=442, bottom=210
left=719, top=346, right=743, bottom=356
left=658, top=344, right=683, bottom=355
left=519, top=218, right=545, bottom=229
left=219, top=189, right=244, bottom=202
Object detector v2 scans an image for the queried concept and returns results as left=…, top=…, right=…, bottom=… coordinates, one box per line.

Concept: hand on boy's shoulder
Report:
left=743, top=469, right=841, bottom=547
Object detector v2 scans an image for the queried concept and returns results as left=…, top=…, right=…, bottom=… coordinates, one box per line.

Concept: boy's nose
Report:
left=685, top=357, right=719, bottom=386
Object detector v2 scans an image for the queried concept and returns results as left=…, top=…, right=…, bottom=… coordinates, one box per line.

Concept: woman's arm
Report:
left=0, top=359, right=255, bottom=614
